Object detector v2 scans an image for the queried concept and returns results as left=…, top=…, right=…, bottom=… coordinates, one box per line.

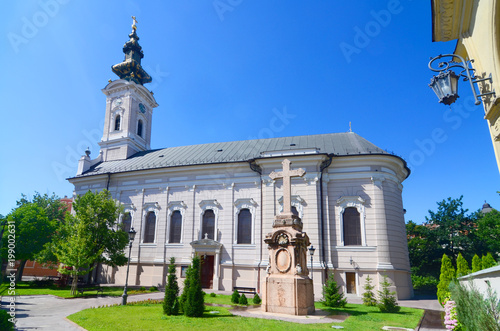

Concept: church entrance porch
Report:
left=201, top=255, right=214, bottom=289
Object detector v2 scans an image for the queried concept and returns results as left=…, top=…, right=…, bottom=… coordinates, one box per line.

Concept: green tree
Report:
left=406, top=220, right=442, bottom=278
left=53, top=215, right=103, bottom=295
left=472, top=254, right=482, bottom=273
left=164, top=257, right=180, bottom=315
left=377, top=275, right=400, bottom=313
left=475, top=209, right=500, bottom=256
left=239, top=294, right=248, bottom=305
left=425, top=196, right=475, bottom=264
left=252, top=293, right=262, bottom=304
left=456, top=253, right=469, bottom=278
left=437, top=254, right=455, bottom=305
left=52, top=190, right=128, bottom=293
left=362, top=275, right=377, bottom=306
left=322, top=272, right=347, bottom=308
left=482, top=253, right=497, bottom=269
left=1, top=193, right=65, bottom=281
left=182, top=256, right=204, bottom=317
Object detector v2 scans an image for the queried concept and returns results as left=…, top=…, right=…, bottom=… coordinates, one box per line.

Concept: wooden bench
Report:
left=233, top=287, right=257, bottom=295
left=77, top=284, right=103, bottom=295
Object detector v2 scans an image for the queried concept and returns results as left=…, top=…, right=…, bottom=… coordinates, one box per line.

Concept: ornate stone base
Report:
left=261, top=274, right=315, bottom=315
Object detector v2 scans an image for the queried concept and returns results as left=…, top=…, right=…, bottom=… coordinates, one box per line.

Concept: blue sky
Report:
left=1, top=1, right=499, bottom=223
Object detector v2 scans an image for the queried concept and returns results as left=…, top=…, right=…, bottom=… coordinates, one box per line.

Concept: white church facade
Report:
left=68, top=23, right=413, bottom=299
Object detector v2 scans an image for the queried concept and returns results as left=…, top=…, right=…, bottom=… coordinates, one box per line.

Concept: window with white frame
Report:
left=167, top=201, right=187, bottom=244
left=142, top=203, right=159, bottom=244
left=198, top=200, right=220, bottom=240
left=121, top=211, right=132, bottom=233
left=336, top=196, right=366, bottom=246
left=233, top=198, right=257, bottom=245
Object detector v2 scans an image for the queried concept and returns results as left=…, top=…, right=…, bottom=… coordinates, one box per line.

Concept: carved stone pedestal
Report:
left=261, top=214, right=315, bottom=315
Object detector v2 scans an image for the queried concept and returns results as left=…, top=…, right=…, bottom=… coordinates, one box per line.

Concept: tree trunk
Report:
left=71, top=269, right=78, bottom=296
left=16, top=260, right=27, bottom=282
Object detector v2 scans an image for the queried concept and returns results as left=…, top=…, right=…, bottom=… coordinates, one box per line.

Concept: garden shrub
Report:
left=377, top=274, right=400, bottom=313
left=322, top=272, right=346, bottom=308
left=411, top=274, right=439, bottom=294
left=362, top=275, right=377, bottom=306
left=209, top=292, right=216, bottom=297
left=456, top=253, right=469, bottom=278
left=482, top=253, right=497, bottom=270
left=231, top=290, right=240, bottom=304
left=183, top=256, right=204, bottom=317
left=149, top=285, right=158, bottom=292
left=472, top=254, right=482, bottom=273
left=450, top=281, right=500, bottom=331
left=437, top=254, right=455, bottom=306
left=253, top=293, right=262, bottom=304
left=239, top=294, right=248, bottom=305
left=0, top=310, right=14, bottom=331
left=139, top=286, right=146, bottom=291
left=164, top=257, right=179, bottom=315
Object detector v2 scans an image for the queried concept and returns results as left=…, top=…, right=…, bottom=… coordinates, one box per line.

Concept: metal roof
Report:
left=74, top=132, right=399, bottom=178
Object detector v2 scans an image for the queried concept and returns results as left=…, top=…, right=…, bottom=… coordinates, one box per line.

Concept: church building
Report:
left=68, top=21, right=413, bottom=299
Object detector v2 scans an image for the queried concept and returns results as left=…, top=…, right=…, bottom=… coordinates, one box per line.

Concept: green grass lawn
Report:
left=68, top=295, right=424, bottom=331
left=0, top=282, right=124, bottom=298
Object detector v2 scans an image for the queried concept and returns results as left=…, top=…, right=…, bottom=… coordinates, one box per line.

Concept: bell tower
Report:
left=99, top=16, right=158, bottom=162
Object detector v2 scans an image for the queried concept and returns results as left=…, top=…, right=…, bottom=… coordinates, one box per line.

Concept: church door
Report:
left=346, top=272, right=356, bottom=294
left=200, top=255, right=214, bottom=289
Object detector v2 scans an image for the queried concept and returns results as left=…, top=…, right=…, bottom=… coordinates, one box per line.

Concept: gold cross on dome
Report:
left=269, top=159, right=305, bottom=216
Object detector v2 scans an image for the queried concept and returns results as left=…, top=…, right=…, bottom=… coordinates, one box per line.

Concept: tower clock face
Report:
left=139, top=103, right=146, bottom=114
left=113, top=98, right=123, bottom=108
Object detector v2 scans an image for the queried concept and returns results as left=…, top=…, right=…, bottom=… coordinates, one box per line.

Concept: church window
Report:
left=202, top=209, right=215, bottom=240
left=291, top=206, right=299, bottom=217
left=169, top=210, right=182, bottom=243
left=237, top=209, right=252, bottom=244
left=137, top=119, right=143, bottom=137
left=144, top=211, right=156, bottom=243
left=121, top=212, right=131, bottom=233
left=114, top=115, right=121, bottom=131
left=343, top=207, right=361, bottom=245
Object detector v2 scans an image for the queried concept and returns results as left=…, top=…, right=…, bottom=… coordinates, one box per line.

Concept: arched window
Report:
left=202, top=210, right=215, bottom=240
left=137, top=119, right=143, bottom=137
left=144, top=211, right=156, bottom=243
left=169, top=210, right=182, bottom=243
left=114, top=115, right=121, bottom=131
left=237, top=209, right=252, bottom=244
left=121, top=212, right=131, bottom=233
left=343, top=207, right=361, bottom=245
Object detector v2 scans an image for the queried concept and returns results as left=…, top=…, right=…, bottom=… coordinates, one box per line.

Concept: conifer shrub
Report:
left=253, top=293, right=262, bottom=304
left=183, top=256, right=205, bottom=317
left=164, top=257, right=180, bottom=315
left=456, top=253, right=469, bottom=278
left=362, top=275, right=377, bottom=306
left=472, top=254, right=482, bottom=273
left=437, top=254, right=455, bottom=306
left=322, top=272, right=347, bottom=308
left=482, top=253, right=497, bottom=270
left=377, top=274, right=400, bottom=313
left=231, top=289, right=240, bottom=304
left=209, top=292, right=216, bottom=297
left=239, top=293, right=248, bottom=305
left=149, top=285, right=158, bottom=292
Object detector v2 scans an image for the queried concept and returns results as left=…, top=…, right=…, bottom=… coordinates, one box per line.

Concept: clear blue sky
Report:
left=1, top=1, right=499, bottom=223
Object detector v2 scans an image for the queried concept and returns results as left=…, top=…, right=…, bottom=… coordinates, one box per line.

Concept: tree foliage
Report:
left=472, top=254, right=482, bottom=273
left=181, top=256, right=205, bottom=317
left=456, top=253, right=469, bottom=278
left=164, top=257, right=180, bottom=315
left=362, top=275, right=377, bottom=306
left=482, top=253, right=497, bottom=270
left=437, top=254, right=455, bottom=305
left=406, top=220, right=442, bottom=278
left=322, top=272, right=347, bottom=308
left=475, top=209, right=500, bottom=256
left=1, top=192, right=66, bottom=280
left=377, top=274, right=400, bottom=313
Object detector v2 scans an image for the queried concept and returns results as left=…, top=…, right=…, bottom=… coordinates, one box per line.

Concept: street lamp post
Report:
left=122, top=227, right=136, bottom=305
left=308, top=245, right=315, bottom=282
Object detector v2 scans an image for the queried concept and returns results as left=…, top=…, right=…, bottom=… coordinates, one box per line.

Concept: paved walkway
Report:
left=2, top=293, right=445, bottom=331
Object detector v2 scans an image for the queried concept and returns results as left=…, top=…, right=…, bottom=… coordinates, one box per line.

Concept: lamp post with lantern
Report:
left=122, top=227, right=136, bottom=305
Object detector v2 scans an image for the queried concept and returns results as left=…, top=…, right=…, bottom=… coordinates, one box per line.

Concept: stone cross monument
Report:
left=262, top=159, right=315, bottom=315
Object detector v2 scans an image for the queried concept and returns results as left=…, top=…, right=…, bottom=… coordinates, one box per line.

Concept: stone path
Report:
left=1, top=293, right=445, bottom=330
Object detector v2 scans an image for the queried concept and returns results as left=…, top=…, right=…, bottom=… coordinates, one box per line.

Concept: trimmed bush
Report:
left=209, top=292, right=216, bottom=297
left=411, top=274, right=439, bottom=294
left=322, top=272, right=347, bottom=308
left=139, top=286, right=146, bottom=291
left=183, top=256, right=205, bottom=317
left=231, top=290, right=240, bottom=304
left=377, top=274, right=400, bottom=313
left=150, top=285, right=158, bottom=292
left=253, top=293, right=262, bottom=304
left=456, top=253, right=469, bottom=278
left=472, top=254, right=482, bottom=273
left=239, top=294, right=248, bottom=305
left=482, top=253, right=497, bottom=270
left=437, top=254, right=455, bottom=306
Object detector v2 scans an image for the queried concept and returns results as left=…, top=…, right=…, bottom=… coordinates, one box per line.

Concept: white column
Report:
left=371, top=176, right=393, bottom=270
